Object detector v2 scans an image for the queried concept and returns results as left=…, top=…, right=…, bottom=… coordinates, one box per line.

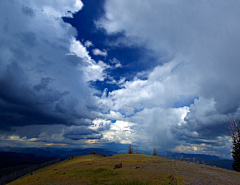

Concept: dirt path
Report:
left=137, top=157, right=240, bottom=185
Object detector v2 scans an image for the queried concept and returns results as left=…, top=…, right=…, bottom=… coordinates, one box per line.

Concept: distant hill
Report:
left=0, top=147, right=119, bottom=158
left=164, top=152, right=221, bottom=160
left=0, top=147, right=52, bottom=157
left=52, top=148, right=119, bottom=158
left=158, top=152, right=233, bottom=170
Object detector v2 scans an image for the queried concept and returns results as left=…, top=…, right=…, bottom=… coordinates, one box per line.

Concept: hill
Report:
left=8, top=154, right=240, bottom=185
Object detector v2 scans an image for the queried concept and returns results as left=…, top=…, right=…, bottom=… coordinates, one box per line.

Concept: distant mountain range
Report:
left=0, top=147, right=233, bottom=170
left=0, top=147, right=119, bottom=158
left=157, top=151, right=233, bottom=170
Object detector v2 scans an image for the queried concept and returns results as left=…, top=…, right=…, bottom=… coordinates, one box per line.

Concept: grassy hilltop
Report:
left=8, top=154, right=240, bottom=185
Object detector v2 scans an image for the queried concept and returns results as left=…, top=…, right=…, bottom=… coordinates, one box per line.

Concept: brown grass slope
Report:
left=7, top=154, right=240, bottom=185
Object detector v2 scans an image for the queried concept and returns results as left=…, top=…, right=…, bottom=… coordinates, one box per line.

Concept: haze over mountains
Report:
left=0, top=147, right=234, bottom=171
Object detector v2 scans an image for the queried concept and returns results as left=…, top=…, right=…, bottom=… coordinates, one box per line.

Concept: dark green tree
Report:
left=227, top=118, right=240, bottom=172
left=232, top=128, right=240, bottom=171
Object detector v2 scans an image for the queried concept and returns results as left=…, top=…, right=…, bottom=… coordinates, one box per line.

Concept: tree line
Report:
left=128, top=144, right=157, bottom=156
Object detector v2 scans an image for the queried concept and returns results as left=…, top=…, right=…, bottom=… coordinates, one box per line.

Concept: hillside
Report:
left=8, top=154, right=240, bottom=185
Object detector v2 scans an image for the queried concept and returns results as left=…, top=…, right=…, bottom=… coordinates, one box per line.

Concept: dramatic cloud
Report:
left=0, top=0, right=108, bottom=145
left=1, top=0, right=240, bottom=158
left=95, top=0, right=240, bottom=157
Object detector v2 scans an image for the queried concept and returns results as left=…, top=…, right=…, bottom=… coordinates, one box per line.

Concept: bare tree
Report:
left=153, top=148, right=157, bottom=156
left=128, top=144, right=133, bottom=154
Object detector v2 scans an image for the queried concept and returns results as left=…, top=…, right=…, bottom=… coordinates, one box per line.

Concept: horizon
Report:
left=0, top=146, right=231, bottom=160
left=1, top=0, right=240, bottom=160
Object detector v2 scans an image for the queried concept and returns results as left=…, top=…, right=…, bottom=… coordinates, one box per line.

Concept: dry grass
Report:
left=7, top=154, right=240, bottom=185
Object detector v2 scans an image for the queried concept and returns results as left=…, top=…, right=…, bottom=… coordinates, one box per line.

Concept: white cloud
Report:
left=92, top=48, right=108, bottom=56
left=118, top=77, right=126, bottom=85
left=109, top=58, right=123, bottom=68
left=84, top=40, right=93, bottom=47
left=100, top=59, right=197, bottom=111
left=115, top=63, right=123, bottom=68
left=69, top=37, right=90, bottom=60
left=98, top=60, right=111, bottom=69
left=91, top=119, right=137, bottom=144
left=96, top=0, right=240, bottom=156
left=80, top=60, right=109, bottom=82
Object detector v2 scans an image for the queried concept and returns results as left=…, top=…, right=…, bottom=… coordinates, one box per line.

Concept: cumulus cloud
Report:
left=92, top=48, right=108, bottom=57
left=90, top=119, right=137, bottom=144
left=2, top=0, right=240, bottom=157
left=69, top=37, right=90, bottom=59
left=0, top=0, right=108, bottom=145
left=84, top=40, right=93, bottom=48
left=96, top=0, right=240, bottom=157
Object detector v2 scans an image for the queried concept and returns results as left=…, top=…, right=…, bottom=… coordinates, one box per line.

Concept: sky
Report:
left=1, top=0, right=240, bottom=159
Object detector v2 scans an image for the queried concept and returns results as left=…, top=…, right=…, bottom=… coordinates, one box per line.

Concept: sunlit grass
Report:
left=8, top=154, right=187, bottom=185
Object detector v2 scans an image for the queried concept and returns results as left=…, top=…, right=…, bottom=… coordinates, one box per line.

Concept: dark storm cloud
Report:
left=63, top=126, right=102, bottom=140
left=65, top=54, right=89, bottom=67
left=0, top=59, right=99, bottom=131
left=0, top=62, right=70, bottom=130
left=22, top=5, right=35, bottom=17
left=33, top=77, right=53, bottom=91
left=0, top=0, right=100, bottom=136
left=18, top=32, right=37, bottom=48
left=66, top=135, right=102, bottom=140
